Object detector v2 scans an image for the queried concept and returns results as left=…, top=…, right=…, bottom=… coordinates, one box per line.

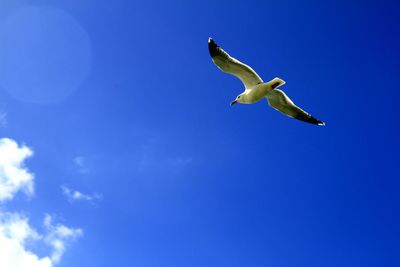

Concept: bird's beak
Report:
left=230, top=100, right=238, bottom=106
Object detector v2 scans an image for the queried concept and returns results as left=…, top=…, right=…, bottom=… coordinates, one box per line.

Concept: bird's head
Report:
left=230, top=93, right=245, bottom=106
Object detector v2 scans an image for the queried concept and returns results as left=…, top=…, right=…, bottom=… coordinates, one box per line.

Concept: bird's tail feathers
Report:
left=267, top=77, right=286, bottom=89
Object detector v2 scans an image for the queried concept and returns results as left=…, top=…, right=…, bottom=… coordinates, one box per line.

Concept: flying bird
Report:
left=208, top=38, right=325, bottom=126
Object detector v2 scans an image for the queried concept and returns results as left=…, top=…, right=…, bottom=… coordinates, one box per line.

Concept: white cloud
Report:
left=61, top=185, right=101, bottom=203
left=0, top=137, right=83, bottom=266
left=0, top=214, right=52, bottom=267
left=0, top=212, right=82, bottom=267
left=0, top=138, right=34, bottom=202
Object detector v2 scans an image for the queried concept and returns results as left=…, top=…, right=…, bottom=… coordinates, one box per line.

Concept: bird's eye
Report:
left=238, top=96, right=241, bottom=99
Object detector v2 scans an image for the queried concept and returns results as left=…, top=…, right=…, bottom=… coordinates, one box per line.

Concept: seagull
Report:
left=208, top=38, right=325, bottom=126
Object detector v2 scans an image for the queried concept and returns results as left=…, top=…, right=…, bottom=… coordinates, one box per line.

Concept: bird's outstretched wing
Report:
left=208, top=38, right=263, bottom=89
left=266, top=89, right=325, bottom=125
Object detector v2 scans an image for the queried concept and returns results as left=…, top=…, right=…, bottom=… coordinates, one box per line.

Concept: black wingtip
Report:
left=208, top=37, right=219, bottom=57
left=313, top=116, right=325, bottom=126
left=308, top=116, right=325, bottom=126
left=294, top=114, right=325, bottom=126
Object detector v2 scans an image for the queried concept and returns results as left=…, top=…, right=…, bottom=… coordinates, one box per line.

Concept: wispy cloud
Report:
left=61, top=185, right=101, bottom=203
left=136, top=137, right=193, bottom=173
left=0, top=138, right=34, bottom=202
left=73, top=156, right=89, bottom=174
left=0, top=137, right=82, bottom=266
left=165, top=157, right=193, bottom=167
left=0, top=112, right=7, bottom=128
left=43, top=214, right=83, bottom=264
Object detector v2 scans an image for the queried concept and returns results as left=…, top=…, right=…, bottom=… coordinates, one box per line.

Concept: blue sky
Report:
left=0, top=0, right=399, bottom=266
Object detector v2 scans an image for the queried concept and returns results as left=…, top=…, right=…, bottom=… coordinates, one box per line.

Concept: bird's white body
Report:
left=238, top=78, right=286, bottom=104
left=239, top=83, right=271, bottom=104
